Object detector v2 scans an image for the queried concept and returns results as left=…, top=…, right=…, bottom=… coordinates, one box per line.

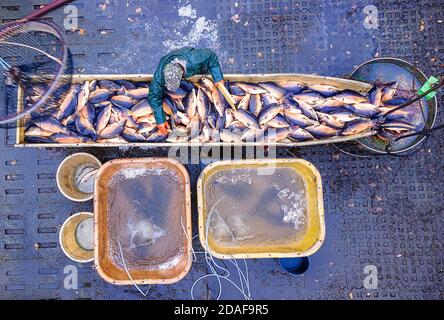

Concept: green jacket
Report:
left=148, top=47, right=224, bottom=124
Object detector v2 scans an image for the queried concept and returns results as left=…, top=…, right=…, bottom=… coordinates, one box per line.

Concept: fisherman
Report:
left=148, top=47, right=224, bottom=135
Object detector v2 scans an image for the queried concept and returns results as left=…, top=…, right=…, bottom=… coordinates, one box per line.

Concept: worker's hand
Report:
left=215, top=80, right=225, bottom=87
left=157, top=121, right=170, bottom=135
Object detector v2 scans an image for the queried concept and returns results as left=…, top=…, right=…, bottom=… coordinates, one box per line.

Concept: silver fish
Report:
left=313, top=98, right=346, bottom=112
left=342, top=119, right=375, bottom=136
left=56, top=84, right=80, bottom=120
left=345, top=103, right=380, bottom=117
left=115, top=79, right=137, bottom=90
left=211, top=87, right=226, bottom=116
left=328, top=111, right=360, bottom=123
left=75, top=114, right=96, bottom=138
left=220, top=129, right=243, bottom=142
left=229, top=83, right=246, bottom=96
left=238, top=93, right=251, bottom=110
left=294, top=100, right=318, bottom=120
left=293, top=92, right=323, bottom=104
left=267, top=114, right=290, bottom=128
left=232, top=109, right=260, bottom=129
left=88, top=80, right=97, bottom=92
left=332, top=91, right=367, bottom=104
left=81, top=103, right=95, bottom=124
left=369, top=87, right=383, bottom=107
left=95, top=104, right=112, bottom=132
left=88, top=88, right=112, bottom=104
left=138, top=123, right=157, bottom=135
left=199, top=77, right=214, bottom=91
left=146, top=130, right=168, bottom=142
left=284, top=111, right=316, bottom=128
left=289, top=127, right=315, bottom=141
left=96, top=137, right=127, bottom=143
left=223, top=109, right=235, bottom=127
left=249, top=94, right=263, bottom=116
left=258, top=82, right=286, bottom=100
left=76, top=81, right=90, bottom=112
left=98, top=80, right=121, bottom=90
left=258, top=104, right=284, bottom=125
left=265, top=127, right=294, bottom=142
left=184, top=88, right=198, bottom=118
left=207, top=114, right=217, bottom=128
left=262, top=93, right=280, bottom=108
left=124, top=114, right=141, bottom=130
left=379, top=107, right=413, bottom=121
left=236, top=83, right=267, bottom=95
left=277, top=81, right=305, bottom=94
left=215, top=114, right=225, bottom=130
left=51, top=133, right=88, bottom=144
left=99, top=120, right=126, bottom=139
left=172, top=126, right=190, bottom=137
left=136, top=114, right=157, bottom=125
left=282, top=96, right=302, bottom=114
left=124, top=87, right=149, bottom=100
left=173, top=98, right=186, bottom=112
left=197, top=88, right=209, bottom=120
left=305, top=124, right=338, bottom=138
left=94, top=101, right=111, bottom=108
left=25, top=136, right=53, bottom=143
left=317, top=112, right=345, bottom=129
left=34, top=117, right=69, bottom=134
left=382, top=98, right=410, bottom=107
left=200, top=86, right=214, bottom=103
left=201, top=123, right=213, bottom=142
left=111, top=95, right=136, bottom=108
left=121, top=127, right=147, bottom=142
left=226, top=120, right=248, bottom=130
left=162, top=97, right=176, bottom=115
left=25, top=126, right=53, bottom=137
left=232, top=95, right=244, bottom=105
left=176, top=111, right=191, bottom=126
left=166, top=133, right=189, bottom=143
left=61, top=114, right=76, bottom=127
left=381, top=83, right=397, bottom=102
left=131, top=100, right=153, bottom=118
left=241, top=127, right=267, bottom=142
left=308, top=84, right=340, bottom=97
left=188, top=114, right=201, bottom=140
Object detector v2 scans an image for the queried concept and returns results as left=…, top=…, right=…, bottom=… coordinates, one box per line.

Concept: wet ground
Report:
left=0, top=0, right=443, bottom=299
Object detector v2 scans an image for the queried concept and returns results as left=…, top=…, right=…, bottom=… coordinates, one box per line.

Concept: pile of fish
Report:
left=24, top=77, right=418, bottom=144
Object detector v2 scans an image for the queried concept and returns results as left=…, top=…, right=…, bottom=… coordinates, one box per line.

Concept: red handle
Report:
left=23, top=0, right=74, bottom=22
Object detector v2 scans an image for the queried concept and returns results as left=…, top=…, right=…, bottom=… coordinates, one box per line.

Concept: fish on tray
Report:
left=24, top=77, right=418, bottom=144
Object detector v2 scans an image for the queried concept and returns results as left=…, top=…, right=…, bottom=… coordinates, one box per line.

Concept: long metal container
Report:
left=15, top=73, right=375, bottom=147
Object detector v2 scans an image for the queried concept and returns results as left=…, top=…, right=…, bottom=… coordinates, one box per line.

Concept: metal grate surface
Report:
left=0, top=0, right=443, bottom=300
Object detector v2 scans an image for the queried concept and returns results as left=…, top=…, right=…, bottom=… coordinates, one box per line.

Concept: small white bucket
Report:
left=56, top=152, right=102, bottom=202
left=59, top=212, right=94, bottom=263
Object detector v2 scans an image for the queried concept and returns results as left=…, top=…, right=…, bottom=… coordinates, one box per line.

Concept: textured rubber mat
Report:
left=0, top=0, right=443, bottom=300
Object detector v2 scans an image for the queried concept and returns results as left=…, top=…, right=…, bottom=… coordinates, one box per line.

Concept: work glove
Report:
left=157, top=121, right=170, bottom=135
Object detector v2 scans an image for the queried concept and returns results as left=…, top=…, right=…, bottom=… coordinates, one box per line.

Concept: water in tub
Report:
left=204, top=167, right=309, bottom=247
left=107, top=167, right=185, bottom=271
